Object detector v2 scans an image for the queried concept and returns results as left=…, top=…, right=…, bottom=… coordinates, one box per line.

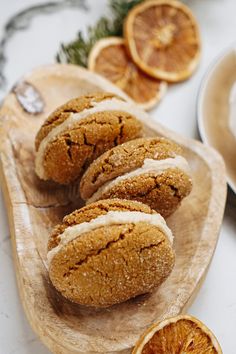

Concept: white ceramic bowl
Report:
left=198, top=46, right=236, bottom=193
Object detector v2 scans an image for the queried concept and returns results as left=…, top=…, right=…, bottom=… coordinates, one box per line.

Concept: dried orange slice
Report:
left=124, top=0, right=201, bottom=82
left=88, top=37, right=167, bottom=110
left=133, top=315, right=222, bottom=354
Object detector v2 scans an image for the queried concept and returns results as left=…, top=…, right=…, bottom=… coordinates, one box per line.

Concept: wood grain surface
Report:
left=0, top=64, right=227, bottom=354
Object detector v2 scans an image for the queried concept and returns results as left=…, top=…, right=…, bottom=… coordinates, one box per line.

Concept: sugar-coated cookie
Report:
left=47, top=199, right=175, bottom=307
left=80, top=138, right=192, bottom=217
left=35, top=93, right=142, bottom=184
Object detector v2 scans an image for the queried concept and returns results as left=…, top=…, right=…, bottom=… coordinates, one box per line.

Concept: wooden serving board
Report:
left=0, top=64, right=226, bottom=354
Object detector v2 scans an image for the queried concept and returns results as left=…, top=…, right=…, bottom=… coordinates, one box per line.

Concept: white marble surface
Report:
left=0, top=0, right=236, bottom=353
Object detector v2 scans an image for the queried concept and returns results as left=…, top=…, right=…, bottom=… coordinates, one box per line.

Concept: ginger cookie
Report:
left=80, top=138, right=192, bottom=217
left=47, top=199, right=175, bottom=307
left=35, top=92, right=142, bottom=184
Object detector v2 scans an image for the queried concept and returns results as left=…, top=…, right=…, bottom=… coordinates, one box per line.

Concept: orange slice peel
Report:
left=124, top=0, right=201, bottom=82
left=133, top=315, right=222, bottom=354
left=88, top=36, right=167, bottom=110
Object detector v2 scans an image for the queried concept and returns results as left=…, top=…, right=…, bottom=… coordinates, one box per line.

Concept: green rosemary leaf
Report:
left=56, top=0, right=144, bottom=67
left=56, top=33, right=89, bottom=67
left=110, top=0, right=143, bottom=35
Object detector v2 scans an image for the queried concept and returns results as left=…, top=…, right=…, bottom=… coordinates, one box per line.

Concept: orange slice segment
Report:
left=88, top=37, right=167, bottom=110
left=124, top=0, right=201, bottom=82
left=133, top=315, right=222, bottom=354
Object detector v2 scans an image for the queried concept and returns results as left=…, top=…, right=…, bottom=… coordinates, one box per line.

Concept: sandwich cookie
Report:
left=47, top=199, right=175, bottom=307
left=80, top=138, right=192, bottom=217
left=35, top=92, right=142, bottom=184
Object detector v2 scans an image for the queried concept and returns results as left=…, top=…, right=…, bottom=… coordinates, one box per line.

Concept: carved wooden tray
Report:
left=0, top=64, right=226, bottom=354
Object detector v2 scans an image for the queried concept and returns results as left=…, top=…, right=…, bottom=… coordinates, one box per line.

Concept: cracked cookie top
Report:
left=34, top=93, right=143, bottom=184
left=48, top=198, right=155, bottom=251
left=80, top=138, right=192, bottom=217
left=47, top=199, right=175, bottom=307
left=80, top=137, right=182, bottom=199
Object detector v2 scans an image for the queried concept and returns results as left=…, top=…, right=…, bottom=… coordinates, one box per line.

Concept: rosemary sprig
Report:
left=56, top=0, right=144, bottom=67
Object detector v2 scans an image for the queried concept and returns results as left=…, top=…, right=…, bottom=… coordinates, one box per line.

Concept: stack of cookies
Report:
left=35, top=92, right=192, bottom=308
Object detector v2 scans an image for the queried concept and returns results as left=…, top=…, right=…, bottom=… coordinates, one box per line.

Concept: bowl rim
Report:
left=197, top=42, right=236, bottom=194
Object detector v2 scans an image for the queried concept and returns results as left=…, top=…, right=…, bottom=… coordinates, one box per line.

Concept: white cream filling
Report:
left=229, top=82, right=236, bottom=139
left=47, top=210, right=173, bottom=266
left=87, top=155, right=191, bottom=204
left=35, top=97, right=145, bottom=179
